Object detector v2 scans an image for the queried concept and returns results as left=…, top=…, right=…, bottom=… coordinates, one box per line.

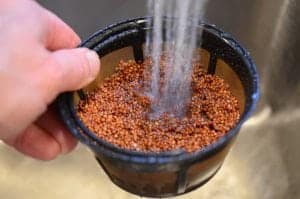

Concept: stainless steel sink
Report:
left=1, top=0, right=299, bottom=198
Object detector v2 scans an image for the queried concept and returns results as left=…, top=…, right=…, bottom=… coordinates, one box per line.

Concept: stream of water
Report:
left=145, top=0, right=208, bottom=119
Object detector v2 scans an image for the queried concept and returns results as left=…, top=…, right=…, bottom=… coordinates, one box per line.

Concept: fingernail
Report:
left=85, top=50, right=100, bottom=80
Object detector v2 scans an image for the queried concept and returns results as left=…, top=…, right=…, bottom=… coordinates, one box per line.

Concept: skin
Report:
left=0, top=0, right=100, bottom=160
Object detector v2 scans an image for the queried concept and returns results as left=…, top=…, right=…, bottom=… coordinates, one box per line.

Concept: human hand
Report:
left=0, top=0, right=100, bottom=160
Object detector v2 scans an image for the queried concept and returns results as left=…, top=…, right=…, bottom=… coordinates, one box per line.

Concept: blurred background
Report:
left=0, top=0, right=299, bottom=198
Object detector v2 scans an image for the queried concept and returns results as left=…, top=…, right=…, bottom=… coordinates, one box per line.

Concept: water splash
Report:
left=145, top=0, right=208, bottom=118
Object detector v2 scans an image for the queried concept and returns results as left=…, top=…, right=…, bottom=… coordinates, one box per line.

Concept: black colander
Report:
left=57, top=17, right=259, bottom=198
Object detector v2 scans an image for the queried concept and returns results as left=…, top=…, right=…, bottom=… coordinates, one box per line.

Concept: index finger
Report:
left=44, top=10, right=81, bottom=51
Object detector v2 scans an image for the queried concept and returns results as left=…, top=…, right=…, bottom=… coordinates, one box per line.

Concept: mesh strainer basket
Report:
left=57, top=17, right=259, bottom=198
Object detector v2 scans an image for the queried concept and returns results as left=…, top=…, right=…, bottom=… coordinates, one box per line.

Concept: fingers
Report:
left=41, top=48, right=100, bottom=103
left=4, top=106, right=77, bottom=161
left=11, top=124, right=61, bottom=161
left=36, top=106, right=77, bottom=154
left=44, top=10, right=81, bottom=51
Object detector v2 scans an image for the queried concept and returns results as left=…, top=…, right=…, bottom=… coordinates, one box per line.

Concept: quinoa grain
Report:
left=78, top=59, right=240, bottom=153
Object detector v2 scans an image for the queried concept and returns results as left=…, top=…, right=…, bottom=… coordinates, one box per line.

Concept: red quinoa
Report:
left=77, top=59, right=240, bottom=153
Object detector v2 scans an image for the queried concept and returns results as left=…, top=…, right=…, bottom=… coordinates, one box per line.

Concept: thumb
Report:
left=42, top=48, right=100, bottom=100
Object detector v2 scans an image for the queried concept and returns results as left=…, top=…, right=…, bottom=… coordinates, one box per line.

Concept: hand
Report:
left=0, top=0, right=100, bottom=160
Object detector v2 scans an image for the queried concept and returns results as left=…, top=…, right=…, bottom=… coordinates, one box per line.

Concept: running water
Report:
left=145, top=0, right=208, bottom=119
